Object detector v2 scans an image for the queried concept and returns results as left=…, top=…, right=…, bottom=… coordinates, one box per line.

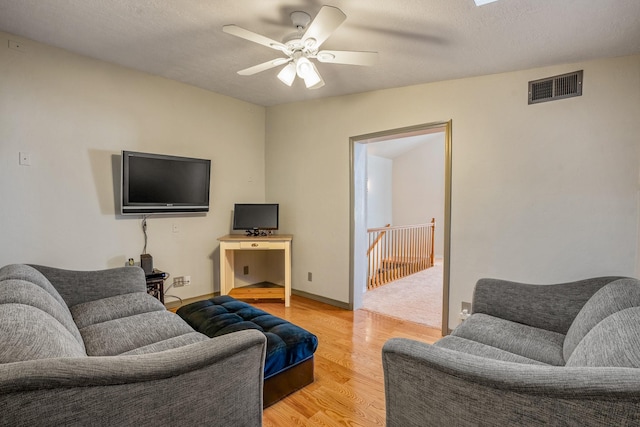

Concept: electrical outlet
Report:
left=307, top=272, right=312, bottom=282
left=173, top=276, right=191, bottom=287
left=460, top=301, right=472, bottom=321
left=243, top=266, right=249, bottom=275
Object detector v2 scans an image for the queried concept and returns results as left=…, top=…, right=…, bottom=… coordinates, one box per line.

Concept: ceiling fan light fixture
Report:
left=296, top=56, right=313, bottom=79
left=306, top=77, right=325, bottom=90
left=224, top=6, right=375, bottom=92
left=277, top=63, right=296, bottom=86
left=303, top=62, right=323, bottom=89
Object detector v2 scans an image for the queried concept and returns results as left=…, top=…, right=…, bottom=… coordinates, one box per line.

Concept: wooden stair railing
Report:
left=367, top=224, right=390, bottom=257
left=367, top=218, right=435, bottom=290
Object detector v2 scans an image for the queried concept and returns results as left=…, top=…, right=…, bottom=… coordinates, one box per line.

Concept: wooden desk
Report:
left=218, top=234, right=292, bottom=307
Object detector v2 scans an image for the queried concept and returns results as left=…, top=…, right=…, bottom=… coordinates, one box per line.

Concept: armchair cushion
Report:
left=0, top=279, right=84, bottom=346
left=80, top=310, right=197, bottom=356
left=121, top=332, right=208, bottom=355
left=71, top=292, right=166, bottom=329
left=1, top=304, right=86, bottom=362
left=0, top=265, right=87, bottom=361
left=0, top=264, right=70, bottom=310
left=566, top=307, right=640, bottom=368
left=472, top=276, right=624, bottom=334
left=31, top=264, right=147, bottom=307
left=451, top=313, right=565, bottom=365
left=563, top=278, right=640, bottom=360
left=434, top=335, right=546, bottom=365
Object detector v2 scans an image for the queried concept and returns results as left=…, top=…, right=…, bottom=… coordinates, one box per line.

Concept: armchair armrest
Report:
left=1, top=329, right=267, bottom=426
left=472, top=276, right=624, bottom=334
left=32, top=264, right=147, bottom=307
left=382, top=338, right=640, bottom=427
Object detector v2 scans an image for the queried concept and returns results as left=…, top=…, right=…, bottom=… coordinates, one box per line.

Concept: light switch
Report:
left=19, top=152, right=31, bottom=166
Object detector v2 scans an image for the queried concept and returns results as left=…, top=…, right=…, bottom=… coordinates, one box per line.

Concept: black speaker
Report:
left=140, top=254, right=153, bottom=274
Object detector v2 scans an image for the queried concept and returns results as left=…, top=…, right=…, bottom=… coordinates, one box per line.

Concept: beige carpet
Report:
left=361, top=260, right=443, bottom=329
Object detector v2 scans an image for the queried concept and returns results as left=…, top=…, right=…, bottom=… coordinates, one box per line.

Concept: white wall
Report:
left=2, top=30, right=639, bottom=328
left=392, top=136, right=446, bottom=257
left=366, top=154, right=393, bottom=229
left=265, top=55, right=640, bottom=326
left=0, top=32, right=266, bottom=301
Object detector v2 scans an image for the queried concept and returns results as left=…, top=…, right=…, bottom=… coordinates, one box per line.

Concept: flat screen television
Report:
left=121, top=150, right=211, bottom=215
left=233, top=204, right=279, bottom=235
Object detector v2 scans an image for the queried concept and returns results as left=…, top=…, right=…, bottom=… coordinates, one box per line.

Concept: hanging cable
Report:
left=163, top=274, right=183, bottom=305
left=142, top=215, right=149, bottom=254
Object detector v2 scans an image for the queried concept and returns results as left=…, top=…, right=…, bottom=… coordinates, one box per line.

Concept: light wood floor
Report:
left=248, top=295, right=442, bottom=426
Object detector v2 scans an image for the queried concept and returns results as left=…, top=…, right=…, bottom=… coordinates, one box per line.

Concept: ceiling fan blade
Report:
left=316, top=50, right=379, bottom=66
left=237, top=58, right=290, bottom=76
left=302, top=6, right=346, bottom=49
left=223, top=25, right=289, bottom=52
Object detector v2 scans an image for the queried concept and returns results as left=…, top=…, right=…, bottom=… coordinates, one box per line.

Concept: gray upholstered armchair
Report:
left=382, top=276, right=640, bottom=426
left=1, top=264, right=266, bottom=426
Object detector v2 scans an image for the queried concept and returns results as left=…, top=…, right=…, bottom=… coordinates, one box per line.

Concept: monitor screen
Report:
left=233, top=204, right=279, bottom=231
left=121, top=151, right=211, bottom=215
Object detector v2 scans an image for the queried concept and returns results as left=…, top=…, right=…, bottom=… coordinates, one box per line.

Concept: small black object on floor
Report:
left=177, top=295, right=318, bottom=407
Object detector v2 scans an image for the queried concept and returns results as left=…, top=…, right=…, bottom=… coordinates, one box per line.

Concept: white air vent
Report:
left=528, top=70, right=583, bottom=105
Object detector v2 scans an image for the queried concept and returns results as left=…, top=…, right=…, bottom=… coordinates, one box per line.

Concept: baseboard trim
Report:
left=166, top=290, right=349, bottom=311
left=291, top=289, right=350, bottom=310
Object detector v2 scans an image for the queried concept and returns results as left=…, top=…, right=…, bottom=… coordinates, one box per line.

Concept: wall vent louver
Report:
left=528, top=70, right=583, bottom=105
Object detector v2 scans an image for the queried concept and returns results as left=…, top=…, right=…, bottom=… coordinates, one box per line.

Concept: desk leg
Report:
left=220, top=246, right=234, bottom=296
left=284, top=242, right=291, bottom=307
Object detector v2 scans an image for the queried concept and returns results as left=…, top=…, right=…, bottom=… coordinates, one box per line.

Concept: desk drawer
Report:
left=240, top=241, right=277, bottom=249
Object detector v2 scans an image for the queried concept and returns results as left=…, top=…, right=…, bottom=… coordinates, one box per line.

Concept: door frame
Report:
left=349, top=120, right=452, bottom=336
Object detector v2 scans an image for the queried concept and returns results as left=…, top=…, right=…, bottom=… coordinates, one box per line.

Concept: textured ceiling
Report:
left=1, top=0, right=639, bottom=106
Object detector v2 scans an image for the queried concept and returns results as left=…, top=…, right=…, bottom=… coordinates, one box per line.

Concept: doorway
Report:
left=350, top=121, right=452, bottom=336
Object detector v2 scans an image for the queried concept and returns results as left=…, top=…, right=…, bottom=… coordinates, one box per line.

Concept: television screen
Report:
left=121, top=151, right=211, bottom=215
left=233, top=204, right=279, bottom=232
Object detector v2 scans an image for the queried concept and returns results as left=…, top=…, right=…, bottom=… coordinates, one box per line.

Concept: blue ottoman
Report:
left=177, top=295, right=318, bottom=407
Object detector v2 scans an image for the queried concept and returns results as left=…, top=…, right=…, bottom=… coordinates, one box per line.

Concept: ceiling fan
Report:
left=223, top=5, right=378, bottom=89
